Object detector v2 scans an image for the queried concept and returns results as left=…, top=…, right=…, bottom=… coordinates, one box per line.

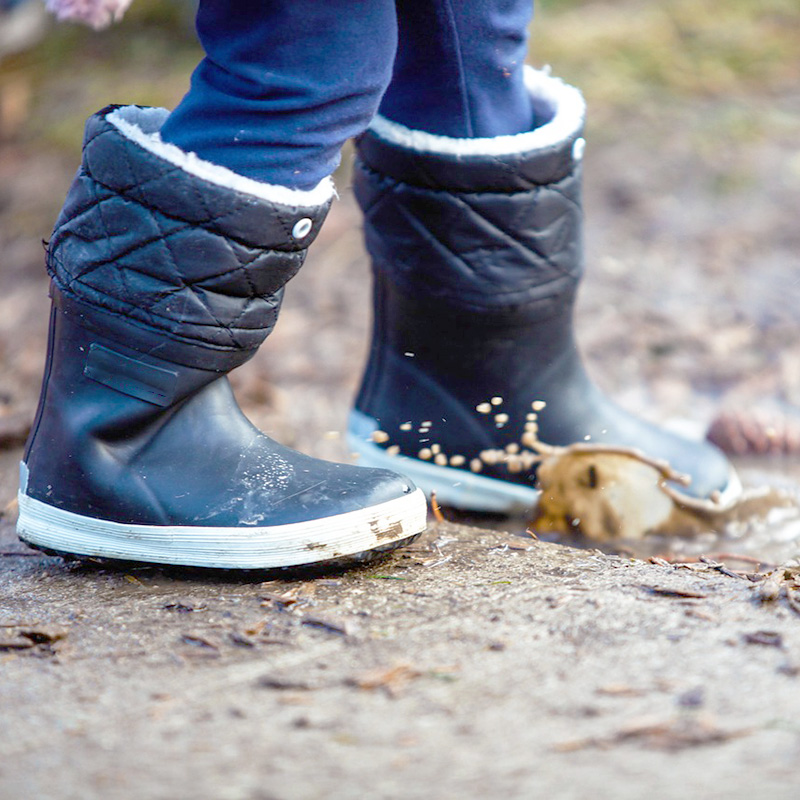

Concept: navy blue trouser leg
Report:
left=160, top=0, right=535, bottom=188
left=381, top=0, right=535, bottom=137
left=160, top=0, right=399, bottom=189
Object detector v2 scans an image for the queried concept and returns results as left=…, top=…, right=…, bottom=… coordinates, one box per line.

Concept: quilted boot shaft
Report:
left=355, top=111, right=584, bottom=316
left=349, top=69, right=736, bottom=512
left=47, top=105, right=332, bottom=370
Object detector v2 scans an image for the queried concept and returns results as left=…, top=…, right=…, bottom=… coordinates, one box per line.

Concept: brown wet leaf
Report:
left=260, top=593, right=298, bottom=610
left=555, top=715, right=752, bottom=752
left=596, top=684, right=646, bottom=697
left=261, top=583, right=317, bottom=610
left=351, top=663, right=423, bottom=697
left=244, top=619, right=268, bottom=637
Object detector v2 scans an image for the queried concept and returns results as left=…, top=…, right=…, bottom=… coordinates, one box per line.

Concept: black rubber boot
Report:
left=18, top=105, right=426, bottom=568
left=347, top=69, right=738, bottom=514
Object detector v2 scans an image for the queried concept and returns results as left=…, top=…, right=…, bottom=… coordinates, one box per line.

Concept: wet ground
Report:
left=4, top=518, right=800, bottom=800
left=2, top=5, right=800, bottom=796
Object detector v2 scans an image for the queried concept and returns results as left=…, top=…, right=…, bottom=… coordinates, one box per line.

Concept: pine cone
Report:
left=706, top=408, right=800, bottom=456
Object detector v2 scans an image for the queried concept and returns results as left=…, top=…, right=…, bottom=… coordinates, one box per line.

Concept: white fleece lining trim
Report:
left=368, top=66, right=586, bottom=157
left=107, top=106, right=335, bottom=208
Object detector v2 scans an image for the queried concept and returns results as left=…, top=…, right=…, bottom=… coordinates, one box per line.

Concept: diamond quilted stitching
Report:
left=48, top=109, right=327, bottom=357
left=359, top=160, right=581, bottom=311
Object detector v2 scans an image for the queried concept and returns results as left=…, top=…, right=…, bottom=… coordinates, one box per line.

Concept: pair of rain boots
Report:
left=17, top=71, right=737, bottom=570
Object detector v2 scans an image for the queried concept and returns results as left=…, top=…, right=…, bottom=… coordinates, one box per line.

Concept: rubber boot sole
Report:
left=17, top=486, right=427, bottom=570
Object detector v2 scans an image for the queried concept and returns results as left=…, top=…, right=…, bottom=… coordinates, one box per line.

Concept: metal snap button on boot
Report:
left=292, top=217, right=313, bottom=239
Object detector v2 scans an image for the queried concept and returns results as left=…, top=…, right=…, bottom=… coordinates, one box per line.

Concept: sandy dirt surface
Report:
left=2, top=5, right=800, bottom=797
left=3, top=519, right=800, bottom=800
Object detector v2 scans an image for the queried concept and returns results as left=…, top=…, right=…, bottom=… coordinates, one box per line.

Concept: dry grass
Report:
left=1, top=0, right=200, bottom=157
left=534, top=0, right=800, bottom=111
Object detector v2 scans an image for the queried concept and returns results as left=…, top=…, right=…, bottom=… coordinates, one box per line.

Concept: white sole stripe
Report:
left=17, top=488, right=427, bottom=569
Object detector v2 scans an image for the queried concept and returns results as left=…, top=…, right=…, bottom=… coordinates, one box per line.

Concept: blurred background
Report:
left=0, top=0, right=798, bottom=508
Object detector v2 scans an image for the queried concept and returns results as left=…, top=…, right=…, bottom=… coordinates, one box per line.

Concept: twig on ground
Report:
left=706, top=552, right=776, bottom=569
left=430, top=491, right=445, bottom=523
left=699, top=556, right=749, bottom=580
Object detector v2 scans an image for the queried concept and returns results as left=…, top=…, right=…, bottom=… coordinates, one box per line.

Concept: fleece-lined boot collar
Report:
left=359, top=67, right=586, bottom=192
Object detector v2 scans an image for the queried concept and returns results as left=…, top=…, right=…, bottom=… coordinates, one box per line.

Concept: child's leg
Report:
left=160, top=0, right=399, bottom=189
left=380, top=0, right=535, bottom=137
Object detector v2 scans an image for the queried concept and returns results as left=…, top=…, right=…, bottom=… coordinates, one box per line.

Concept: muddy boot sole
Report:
left=17, top=488, right=427, bottom=571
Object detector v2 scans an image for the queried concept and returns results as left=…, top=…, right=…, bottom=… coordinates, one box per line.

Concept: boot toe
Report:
left=276, top=460, right=419, bottom=525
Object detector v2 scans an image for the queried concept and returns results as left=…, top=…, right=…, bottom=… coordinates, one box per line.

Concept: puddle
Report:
left=455, top=456, right=800, bottom=568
